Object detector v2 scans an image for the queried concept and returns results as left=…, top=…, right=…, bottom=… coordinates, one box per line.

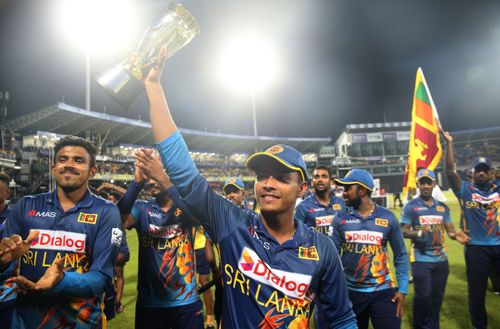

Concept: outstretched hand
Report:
left=144, top=46, right=168, bottom=85
left=455, top=231, right=471, bottom=245
left=12, top=258, right=64, bottom=294
left=391, top=291, right=405, bottom=318
left=134, top=149, right=172, bottom=188
left=442, top=131, right=453, bottom=143
left=0, top=230, right=39, bottom=266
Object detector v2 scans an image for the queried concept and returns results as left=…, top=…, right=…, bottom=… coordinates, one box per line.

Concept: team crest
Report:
left=298, top=246, right=319, bottom=261
left=332, top=204, right=342, bottom=210
left=422, top=169, right=429, bottom=175
left=77, top=213, right=98, bottom=224
left=266, top=145, right=284, bottom=154
left=436, top=205, right=445, bottom=212
left=174, top=208, right=183, bottom=217
left=228, top=178, right=236, bottom=184
left=375, top=218, right=388, bottom=227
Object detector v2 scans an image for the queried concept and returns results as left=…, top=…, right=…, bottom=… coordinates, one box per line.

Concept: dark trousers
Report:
left=464, top=245, right=500, bottom=329
left=135, top=300, right=204, bottom=329
left=412, top=260, right=449, bottom=329
left=349, top=288, right=401, bottom=329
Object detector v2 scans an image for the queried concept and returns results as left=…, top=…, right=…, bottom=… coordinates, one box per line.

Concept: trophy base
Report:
left=95, top=62, right=143, bottom=110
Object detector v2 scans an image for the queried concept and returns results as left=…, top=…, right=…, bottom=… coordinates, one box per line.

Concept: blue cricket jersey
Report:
left=331, top=205, right=409, bottom=294
left=295, top=194, right=346, bottom=235
left=0, top=203, right=14, bottom=306
left=456, top=180, right=499, bottom=246
left=130, top=195, right=199, bottom=308
left=157, top=131, right=357, bottom=329
left=0, top=189, right=121, bottom=328
left=401, top=197, right=452, bottom=262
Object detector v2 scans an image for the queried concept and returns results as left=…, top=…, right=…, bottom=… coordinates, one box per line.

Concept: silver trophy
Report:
left=96, top=2, right=200, bottom=110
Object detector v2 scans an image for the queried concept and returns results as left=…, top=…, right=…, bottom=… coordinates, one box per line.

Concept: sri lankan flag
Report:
left=403, top=68, right=443, bottom=198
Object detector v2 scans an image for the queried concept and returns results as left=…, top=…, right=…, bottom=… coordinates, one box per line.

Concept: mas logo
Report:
left=238, top=247, right=312, bottom=298
left=28, top=209, right=56, bottom=218
left=298, top=246, right=319, bottom=261
left=77, top=213, right=98, bottom=224
left=375, top=218, right=388, bottom=227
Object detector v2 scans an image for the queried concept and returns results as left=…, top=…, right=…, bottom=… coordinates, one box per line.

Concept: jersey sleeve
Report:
left=314, top=236, right=357, bottom=329
left=50, top=203, right=121, bottom=298
left=400, top=203, right=413, bottom=225
left=443, top=204, right=452, bottom=223
left=455, top=180, right=467, bottom=199
left=388, top=213, right=409, bottom=295
left=156, top=131, right=248, bottom=243
left=294, top=202, right=307, bottom=223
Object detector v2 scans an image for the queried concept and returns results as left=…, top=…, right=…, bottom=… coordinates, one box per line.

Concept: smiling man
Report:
left=139, top=48, right=357, bottom=329
left=295, top=166, right=346, bottom=235
left=0, top=136, right=122, bottom=328
left=443, top=131, right=500, bottom=329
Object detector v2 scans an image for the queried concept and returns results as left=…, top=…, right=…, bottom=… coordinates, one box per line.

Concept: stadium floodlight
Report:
left=58, top=0, right=136, bottom=111
left=217, top=34, right=280, bottom=136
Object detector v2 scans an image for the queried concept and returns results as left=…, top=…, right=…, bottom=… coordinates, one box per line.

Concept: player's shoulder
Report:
left=297, top=194, right=315, bottom=207
left=90, top=192, right=119, bottom=210
left=374, top=205, right=397, bottom=221
left=435, top=200, right=449, bottom=210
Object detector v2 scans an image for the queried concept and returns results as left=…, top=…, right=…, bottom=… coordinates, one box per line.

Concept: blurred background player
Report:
left=295, top=166, right=345, bottom=235
left=331, top=169, right=408, bottom=329
left=194, top=226, right=215, bottom=329
left=401, top=168, right=470, bottom=329
left=117, top=150, right=203, bottom=329
left=0, top=172, right=11, bottom=231
left=222, top=177, right=246, bottom=208
left=444, top=131, right=500, bottom=329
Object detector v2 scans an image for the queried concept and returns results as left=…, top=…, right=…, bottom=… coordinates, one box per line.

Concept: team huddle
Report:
left=0, top=51, right=499, bottom=329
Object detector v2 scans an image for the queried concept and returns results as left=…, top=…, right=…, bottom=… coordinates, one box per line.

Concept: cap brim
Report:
left=245, top=152, right=306, bottom=182
left=334, top=178, right=373, bottom=191
left=223, top=183, right=244, bottom=191
left=417, top=175, right=436, bottom=181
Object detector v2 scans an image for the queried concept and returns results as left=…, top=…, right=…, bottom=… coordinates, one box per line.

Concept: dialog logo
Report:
left=238, top=247, right=312, bottom=298
left=31, top=229, right=86, bottom=252
left=148, top=224, right=182, bottom=239
left=345, top=230, right=383, bottom=245
left=315, top=215, right=333, bottom=227
left=419, top=215, right=443, bottom=225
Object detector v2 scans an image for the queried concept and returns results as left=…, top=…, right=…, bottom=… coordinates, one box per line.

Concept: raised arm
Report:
left=443, top=131, right=461, bottom=194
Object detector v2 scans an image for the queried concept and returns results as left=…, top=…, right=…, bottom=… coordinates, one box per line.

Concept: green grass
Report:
left=108, top=192, right=500, bottom=328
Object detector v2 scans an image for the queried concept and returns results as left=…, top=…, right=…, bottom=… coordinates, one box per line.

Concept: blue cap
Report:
left=472, top=157, right=492, bottom=170
left=334, top=169, right=374, bottom=191
left=245, top=144, right=308, bottom=182
left=223, top=177, right=245, bottom=191
left=417, top=168, right=436, bottom=181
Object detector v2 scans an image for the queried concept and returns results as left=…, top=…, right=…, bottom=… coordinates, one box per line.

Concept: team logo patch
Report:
left=375, top=218, right=388, bottom=227
left=332, top=204, right=342, bottom=210
left=436, top=205, right=445, bottom=212
left=238, top=247, right=312, bottom=298
left=77, top=212, right=98, bottom=224
left=298, top=246, right=319, bottom=261
left=174, top=208, right=183, bottom=217
left=266, top=145, right=284, bottom=154
left=111, top=228, right=123, bottom=246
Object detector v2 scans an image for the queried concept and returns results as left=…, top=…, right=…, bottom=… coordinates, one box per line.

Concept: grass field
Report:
left=108, top=192, right=500, bottom=329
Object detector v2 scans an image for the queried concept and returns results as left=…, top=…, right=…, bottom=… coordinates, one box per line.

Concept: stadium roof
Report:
left=6, top=103, right=331, bottom=153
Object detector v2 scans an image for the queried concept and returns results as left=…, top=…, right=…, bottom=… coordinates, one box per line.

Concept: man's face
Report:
left=144, top=179, right=162, bottom=197
left=224, top=185, right=245, bottom=206
left=342, top=184, right=363, bottom=209
left=107, top=195, right=119, bottom=204
left=417, top=177, right=435, bottom=198
left=0, top=181, right=10, bottom=204
left=473, top=164, right=491, bottom=186
left=312, top=168, right=331, bottom=194
left=254, top=170, right=306, bottom=214
left=52, top=146, right=95, bottom=193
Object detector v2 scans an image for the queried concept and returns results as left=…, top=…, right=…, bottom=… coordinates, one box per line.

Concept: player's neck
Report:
left=421, top=195, right=433, bottom=205
left=260, top=209, right=296, bottom=245
left=356, top=198, right=375, bottom=218
left=57, top=185, right=88, bottom=212
left=315, top=190, right=330, bottom=205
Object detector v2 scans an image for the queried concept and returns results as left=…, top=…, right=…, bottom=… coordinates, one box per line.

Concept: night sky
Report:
left=1, top=0, right=499, bottom=139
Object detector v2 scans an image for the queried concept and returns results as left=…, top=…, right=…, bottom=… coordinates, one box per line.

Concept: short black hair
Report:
left=54, top=136, right=98, bottom=167
left=314, top=166, right=332, bottom=179
left=108, top=191, right=122, bottom=200
left=0, top=172, right=10, bottom=187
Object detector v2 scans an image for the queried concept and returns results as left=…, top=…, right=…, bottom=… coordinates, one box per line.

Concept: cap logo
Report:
left=423, top=170, right=429, bottom=175
left=229, top=178, right=236, bottom=184
left=266, top=145, right=284, bottom=154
